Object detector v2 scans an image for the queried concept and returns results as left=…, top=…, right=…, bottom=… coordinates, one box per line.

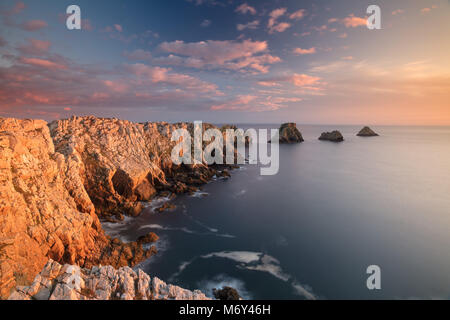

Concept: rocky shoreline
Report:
left=8, top=259, right=210, bottom=300
left=0, top=116, right=234, bottom=299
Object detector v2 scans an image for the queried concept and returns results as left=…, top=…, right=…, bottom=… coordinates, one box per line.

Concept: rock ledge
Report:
left=8, top=260, right=210, bottom=300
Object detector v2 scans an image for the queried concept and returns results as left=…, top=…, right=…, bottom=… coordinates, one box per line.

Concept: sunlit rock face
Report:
left=278, top=123, right=304, bottom=144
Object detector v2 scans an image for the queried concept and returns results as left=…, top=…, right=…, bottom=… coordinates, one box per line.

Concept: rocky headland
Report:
left=318, top=131, right=345, bottom=142
left=0, top=116, right=233, bottom=299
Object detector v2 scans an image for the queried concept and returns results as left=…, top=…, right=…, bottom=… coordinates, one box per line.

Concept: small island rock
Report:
left=278, top=123, right=304, bottom=144
left=319, top=131, right=344, bottom=142
left=357, top=126, right=379, bottom=137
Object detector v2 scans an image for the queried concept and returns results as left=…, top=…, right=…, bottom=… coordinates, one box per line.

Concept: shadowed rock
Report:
left=278, top=123, right=304, bottom=144
left=357, top=126, right=379, bottom=137
left=213, top=286, right=241, bottom=300
left=319, top=131, right=344, bottom=142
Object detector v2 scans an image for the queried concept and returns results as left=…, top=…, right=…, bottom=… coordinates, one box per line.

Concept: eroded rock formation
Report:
left=8, top=259, right=210, bottom=300
left=0, top=116, right=232, bottom=299
left=318, top=131, right=344, bottom=142
left=357, top=126, right=379, bottom=137
left=278, top=123, right=304, bottom=144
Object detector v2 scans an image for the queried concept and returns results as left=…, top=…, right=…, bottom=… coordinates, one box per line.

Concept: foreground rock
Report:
left=0, top=116, right=232, bottom=299
left=213, top=286, right=241, bottom=300
left=357, top=126, right=379, bottom=137
left=8, top=260, right=210, bottom=300
left=278, top=123, right=304, bottom=144
left=318, top=131, right=344, bottom=142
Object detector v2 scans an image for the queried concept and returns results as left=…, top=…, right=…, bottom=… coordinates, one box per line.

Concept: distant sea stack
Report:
left=357, top=126, right=379, bottom=137
left=278, top=123, right=304, bottom=144
left=319, top=131, right=344, bottom=142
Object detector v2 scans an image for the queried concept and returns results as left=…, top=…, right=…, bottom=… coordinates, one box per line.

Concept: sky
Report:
left=0, top=0, right=449, bottom=125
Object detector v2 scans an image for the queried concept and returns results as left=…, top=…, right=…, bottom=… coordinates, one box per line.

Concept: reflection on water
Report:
left=103, top=125, right=450, bottom=300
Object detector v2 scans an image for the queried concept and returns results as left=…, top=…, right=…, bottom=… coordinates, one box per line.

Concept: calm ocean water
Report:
left=103, top=125, right=450, bottom=300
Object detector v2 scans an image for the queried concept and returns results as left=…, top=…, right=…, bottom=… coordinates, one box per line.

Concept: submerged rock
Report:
left=213, top=286, right=241, bottom=300
left=278, top=123, right=304, bottom=144
left=318, top=131, right=344, bottom=142
left=8, top=260, right=210, bottom=300
left=357, top=126, right=379, bottom=137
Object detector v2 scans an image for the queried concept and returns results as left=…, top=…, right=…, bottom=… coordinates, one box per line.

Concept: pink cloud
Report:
left=21, top=20, right=48, bottom=31
left=268, top=8, right=291, bottom=33
left=114, top=24, right=123, bottom=32
left=339, top=33, right=348, bottom=38
left=158, top=39, right=280, bottom=73
left=392, top=9, right=405, bottom=15
left=211, top=95, right=257, bottom=110
left=237, top=20, right=259, bottom=31
left=289, top=9, right=306, bottom=20
left=235, top=3, right=256, bottom=15
left=17, top=39, right=51, bottom=55
left=20, top=57, right=66, bottom=70
left=421, top=6, right=437, bottom=14
left=341, top=14, right=367, bottom=28
left=270, top=22, right=291, bottom=33
left=293, top=47, right=316, bottom=55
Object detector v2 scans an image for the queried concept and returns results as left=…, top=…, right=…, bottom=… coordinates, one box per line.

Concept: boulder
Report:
left=213, top=286, right=241, bottom=300
left=278, top=123, right=304, bottom=144
left=357, top=126, right=379, bottom=137
left=318, top=131, right=344, bottom=142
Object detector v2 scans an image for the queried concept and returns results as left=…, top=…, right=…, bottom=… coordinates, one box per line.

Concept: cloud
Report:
left=293, top=47, right=316, bottom=55
left=158, top=39, right=280, bottom=73
left=267, top=8, right=291, bottom=33
left=341, top=14, right=367, bottom=28
left=21, top=20, right=48, bottom=31
left=200, top=19, right=211, bottom=27
left=0, top=51, right=222, bottom=114
left=237, top=20, right=259, bottom=31
left=17, top=39, right=51, bottom=56
left=114, top=24, right=123, bottom=32
left=392, top=9, right=405, bottom=15
left=339, top=33, right=348, bottom=38
left=289, top=9, right=306, bottom=20
left=421, top=5, right=437, bottom=14
left=211, top=95, right=257, bottom=111
left=235, top=3, right=256, bottom=15
left=19, top=57, right=66, bottom=70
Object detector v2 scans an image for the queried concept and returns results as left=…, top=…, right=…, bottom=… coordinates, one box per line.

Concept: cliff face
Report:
left=0, top=116, right=230, bottom=299
left=9, top=260, right=210, bottom=300
left=49, top=117, right=226, bottom=220
left=0, top=118, right=109, bottom=298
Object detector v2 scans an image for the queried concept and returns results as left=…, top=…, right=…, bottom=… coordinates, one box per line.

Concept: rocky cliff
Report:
left=0, top=116, right=229, bottom=299
left=8, top=259, right=210, bottom=300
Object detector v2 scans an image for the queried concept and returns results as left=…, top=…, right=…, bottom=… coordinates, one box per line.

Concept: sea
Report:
left=102, top=125, right=450, bottom=300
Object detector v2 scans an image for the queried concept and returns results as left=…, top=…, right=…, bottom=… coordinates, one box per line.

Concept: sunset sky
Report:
left=0, top=0, right=449, bottom=124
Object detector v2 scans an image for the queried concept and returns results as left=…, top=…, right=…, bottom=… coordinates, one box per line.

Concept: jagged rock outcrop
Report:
left=318, top=131, right=344, bottom=142
left=0, top=116, right=235, bottom=299
left=357, top=126, right=379, bottom=137
left=49, top=117, right=232, bottom=220
left=278, top=123, right=304, bottom=144
left=0, top=118, right=156, bottom=299
left=8, top=260, right=210, bottom=300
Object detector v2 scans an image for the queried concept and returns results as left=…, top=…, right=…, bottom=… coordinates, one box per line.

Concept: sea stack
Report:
left=319, top=131, right=344, bottom=142
left=357, top=126, right=379, bottom=137
left=278, top=123, right=304, bottom=143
